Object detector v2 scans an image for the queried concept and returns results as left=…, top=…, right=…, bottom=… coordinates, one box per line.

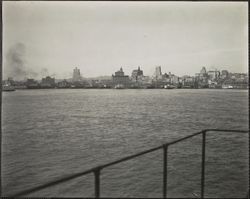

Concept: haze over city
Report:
left=3, top=1, right=248, bottom=80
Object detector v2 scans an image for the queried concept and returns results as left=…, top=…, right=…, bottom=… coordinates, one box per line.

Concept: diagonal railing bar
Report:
left=9, top=129, right=249, bottom=198
left=99, top=145, right=163, bottom=169
left=9, top=168, right=94, bottom=197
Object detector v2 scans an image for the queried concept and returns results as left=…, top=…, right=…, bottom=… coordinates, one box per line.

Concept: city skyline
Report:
left=3, top=1, right=248, bottom=80
left=3, top=64, right=248, bottom=90
left=3, top=65, right=248, bottom=82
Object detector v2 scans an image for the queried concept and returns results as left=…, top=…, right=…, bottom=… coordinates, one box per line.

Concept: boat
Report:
left=222, top=85, right=233, bottom=89
left=114, top=84, right=125, bottom=89
left=164, top=84, right=175, bottom=89
left=2, top=83, right=15, bottom=91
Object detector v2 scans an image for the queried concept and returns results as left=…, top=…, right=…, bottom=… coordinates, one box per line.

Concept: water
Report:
left=2, top=89, right=249, bottom=197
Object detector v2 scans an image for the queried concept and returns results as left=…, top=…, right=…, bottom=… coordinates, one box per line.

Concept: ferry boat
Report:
left=2, top=83, right=15, bottom=91
left=164, top=84, right=175, bottom=89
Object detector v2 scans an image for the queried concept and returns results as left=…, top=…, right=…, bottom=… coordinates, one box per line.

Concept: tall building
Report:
left=112, top=67, right=130, bottom=87
left=73, top=67, right=81, bottom=82
left=114, top=67, right=125, bottom=76
left=200, top=67, right=207, bottom=74
left=131, top=66, right=143, bottom=82
left=221, top=70, right=229, bottom=79
left=194, top=66, right=209, bottom=88
left=154, top=66, right=162, bottom=79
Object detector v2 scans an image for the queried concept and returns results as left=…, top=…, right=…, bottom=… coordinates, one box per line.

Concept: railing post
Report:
left=163, top=144, right=168, bottom=198
left=201, top=131, right=206, bottom=198
left=94, top=167, right=101, bottom=198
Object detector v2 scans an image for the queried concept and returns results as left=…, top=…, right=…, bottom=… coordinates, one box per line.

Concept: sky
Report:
left=2, top=1, right=248, bottom=80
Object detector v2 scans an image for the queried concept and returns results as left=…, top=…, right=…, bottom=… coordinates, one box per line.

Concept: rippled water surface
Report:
left=2, top=89, right=249, bottom=197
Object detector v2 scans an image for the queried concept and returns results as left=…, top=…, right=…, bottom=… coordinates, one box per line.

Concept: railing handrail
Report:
left=9, top=129, right=249, bottom=198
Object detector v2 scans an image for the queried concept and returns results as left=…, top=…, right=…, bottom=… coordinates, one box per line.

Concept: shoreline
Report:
left=5, top=87, right=249, bottom=91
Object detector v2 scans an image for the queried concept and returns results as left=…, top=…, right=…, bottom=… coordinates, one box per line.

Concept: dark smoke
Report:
left=5, top=43, right=38, bottom=80
left=6, top=43, right=26, bottom=79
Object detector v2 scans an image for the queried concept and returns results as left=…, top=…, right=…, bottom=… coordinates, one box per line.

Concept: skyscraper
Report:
left=73, top=67, right=81, bottom=82
left=131, top=66, right=143, bottom=82
left=154, top=66, right=162, bottom=79
left=112, top=67, right=130, bottom=87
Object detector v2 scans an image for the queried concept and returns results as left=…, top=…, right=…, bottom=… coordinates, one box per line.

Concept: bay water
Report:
left=2, top=89, right=249, bottom=197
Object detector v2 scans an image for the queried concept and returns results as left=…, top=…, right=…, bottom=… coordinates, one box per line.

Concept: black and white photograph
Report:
left=1, top=1, right=249, bottom=198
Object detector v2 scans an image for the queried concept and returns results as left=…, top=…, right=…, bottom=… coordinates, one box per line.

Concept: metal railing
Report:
left=9, top=129, right=249, bottom=198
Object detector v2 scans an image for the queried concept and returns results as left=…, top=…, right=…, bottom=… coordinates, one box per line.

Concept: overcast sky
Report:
left=3, top=1, right=248, bottom=80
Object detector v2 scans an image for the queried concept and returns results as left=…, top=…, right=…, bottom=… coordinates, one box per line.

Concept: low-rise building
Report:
left=90, top=79, right=112, bottom=88
left=170, top=73, right=179, bottom=85
left=208, top=79, right=219, bottom=88
left=41, top=76, right=55, bottom=88
left=181, top=76, right=195, bottom=88
left=26, top=78, right=40, bottom=89
left=57, top=80, right=71, bottom=88
left=162, top=73, right=171, bottom=84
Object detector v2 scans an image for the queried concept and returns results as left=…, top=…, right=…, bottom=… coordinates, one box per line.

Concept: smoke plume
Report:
left=5, top=43, right=38, bottom=80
